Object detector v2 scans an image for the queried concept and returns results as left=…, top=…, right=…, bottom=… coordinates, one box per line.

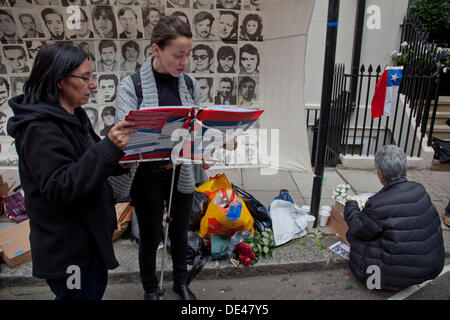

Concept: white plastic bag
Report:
left=268, top=195, right=308, bottom=246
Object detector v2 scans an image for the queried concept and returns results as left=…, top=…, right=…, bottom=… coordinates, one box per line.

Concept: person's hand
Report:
left=202, top=163, right=211, bottom=170
left=108, top=120, right=136, bottom=149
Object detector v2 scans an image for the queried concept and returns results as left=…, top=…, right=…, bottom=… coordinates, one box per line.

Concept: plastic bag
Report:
left=4, top=189, right=27, bottom=223
left=190, top=191, right=209, bottom=231
left=211, top=235, right=230, bottom=260
left=268, top=191, right=307, bottom=246
left=227, top=230, right=252, bottom=266
left=195, top=173, right=232, bottom=199
left=198, top=188, right=254, bottom=238
left=431, top=137, right=450, bottom=163
left=232, top=183, right=272, bottom=232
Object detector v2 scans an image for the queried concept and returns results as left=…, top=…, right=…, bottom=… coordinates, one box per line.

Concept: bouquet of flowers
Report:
left=234, top=242, right=256, bottom=266
left=332, top=184, right=351, bottom=204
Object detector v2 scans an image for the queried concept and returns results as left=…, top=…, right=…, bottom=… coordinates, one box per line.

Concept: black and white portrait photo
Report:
left=67, top=7, right=95, bottom=39
left=242, top=0, right=262, bottom=11
left=10, top=75, right=27, bottom=97
left=89, top=0, right=111, bottom=4
left=167, top=10, right=191, bottom=30
left=119, top=40, right=143, bottom=72
left=91, top=6, right=118, bottom=39
left=0, top=55, right=7, bottom=74
left=96, top=73, right=118, bottom=103
left=0, top=9, right=23, bottom=44
left=215, top=76, right=236, bottom=105
left=238, top=75, right=258, bottom=107
left=192, top=11, right=216, bottom=41
left=61, top=0, right=88, bottom=6
left=2, top=45, right=30, bottom=74
left=116, top=7, right=144, bottom=39
left=25, top=40, right=46, bottom=61
left=195, top=76, right=214, bottom=104
left=17, top=11, right=46, bottom=39
left=83, top=105, right=100, bottom=133
left=113, top=0, right=139, bottom=4
left=143, top=7, right=163, bottom=39
left=41, top=7, right=69, bottom=40
left=216, top=45, right=236, bottom=73
left=193, top=0, right=213, bottom=10
left=191, top=43, right=215, bottom=74
left=216, top=0, right=240, bottom=10
left=239, top=43, right=260, bottom=75
left=97, top=39, right=119, bottom=72
left=99, top=105, right=116, bottom=136
left=141, top=0, right=164, bottom=11
left=75, top=40, right=97, bottom=72
left=167, top=0, right=190, bottom=9
left=216, top=10, right=238, bottom=44
left=0, top=141, right=19, bottom=166
left=33, top=0, right=61, bottom=5
left=0, top=77, right=10, bottom=110
left=239, top=13, right=263, bottom=41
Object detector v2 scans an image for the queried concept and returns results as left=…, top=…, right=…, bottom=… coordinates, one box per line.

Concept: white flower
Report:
left=332, top=184, right=351, bottom=204
left=444, top=67, right=448, bottom=74
left=401, top=41, right=408, bottom=48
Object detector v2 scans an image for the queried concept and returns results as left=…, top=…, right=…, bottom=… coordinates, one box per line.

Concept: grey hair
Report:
left=374, top=145, right=407, bottom=181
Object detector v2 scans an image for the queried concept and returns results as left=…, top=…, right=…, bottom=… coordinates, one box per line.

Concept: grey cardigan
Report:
left=115, top=55, right=207, bottom=193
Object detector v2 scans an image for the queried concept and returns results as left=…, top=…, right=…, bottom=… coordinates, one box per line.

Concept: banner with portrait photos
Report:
left=0, top=0, right=314, bottom=174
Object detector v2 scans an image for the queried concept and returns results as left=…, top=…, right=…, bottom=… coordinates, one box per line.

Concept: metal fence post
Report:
left=310, top=0, right=340, bottom=227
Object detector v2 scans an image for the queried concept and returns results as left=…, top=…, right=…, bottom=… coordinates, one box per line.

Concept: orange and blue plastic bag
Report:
left=198, top=188, right=254, bottom=239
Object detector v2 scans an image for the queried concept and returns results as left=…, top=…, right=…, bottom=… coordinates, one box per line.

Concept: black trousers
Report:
left=130, top=165, right=193, bottom=292
left=46, top=259, right=108, bottom=300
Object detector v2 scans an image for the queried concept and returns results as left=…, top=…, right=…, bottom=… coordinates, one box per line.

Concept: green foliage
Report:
left=408, top=0, right=450, bottom=36
left=244, top=228, right=275, bottom=264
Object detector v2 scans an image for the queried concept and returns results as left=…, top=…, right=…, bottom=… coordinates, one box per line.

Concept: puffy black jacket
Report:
left=7, top=95, right=125, bottom=279
left=344, top=178, right=445, bottom=289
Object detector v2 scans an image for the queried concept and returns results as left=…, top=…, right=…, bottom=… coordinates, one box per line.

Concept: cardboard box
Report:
left=327, top=202, right=350, bottom=246
left=0, top=219, right=31, bottom=267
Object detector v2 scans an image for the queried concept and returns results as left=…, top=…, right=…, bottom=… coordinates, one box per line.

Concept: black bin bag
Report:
left=231, top=183, right=272, bottom=232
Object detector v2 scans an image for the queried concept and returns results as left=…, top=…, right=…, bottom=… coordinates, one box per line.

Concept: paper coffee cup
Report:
left=321, top=205, right=331, bottom=213
left=319, top=210, right=331, bottom=227
left=305, top=215, right=315, bottom=231
left=300, top=205, right=310, bottom=215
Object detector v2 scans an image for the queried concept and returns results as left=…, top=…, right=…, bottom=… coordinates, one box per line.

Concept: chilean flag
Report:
left=371, top=66, right=403, bottom=119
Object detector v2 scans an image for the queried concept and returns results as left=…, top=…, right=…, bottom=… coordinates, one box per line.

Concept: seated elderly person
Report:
left=344, top=144, right=445, bottom=290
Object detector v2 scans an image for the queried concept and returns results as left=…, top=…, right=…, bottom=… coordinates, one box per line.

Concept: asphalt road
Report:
left=1, top=262, right=448, bottom=301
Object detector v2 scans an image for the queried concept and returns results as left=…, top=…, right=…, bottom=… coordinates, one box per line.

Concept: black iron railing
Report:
left=306, top=14, right=444, bottom=167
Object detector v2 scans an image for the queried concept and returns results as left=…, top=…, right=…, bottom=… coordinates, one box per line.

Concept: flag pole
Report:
left=310, top=0, right=340, bottom=226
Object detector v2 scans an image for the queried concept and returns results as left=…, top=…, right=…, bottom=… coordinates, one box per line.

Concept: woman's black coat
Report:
left=344, top=178, right=445, bottom=289
left=7, top=95, right=125, bottom=279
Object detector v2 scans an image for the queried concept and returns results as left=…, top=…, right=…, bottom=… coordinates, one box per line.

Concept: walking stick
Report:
left=157, top=159, right=177, bottom=300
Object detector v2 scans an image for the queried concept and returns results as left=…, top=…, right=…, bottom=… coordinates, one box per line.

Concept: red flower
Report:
left=234, top=241, right=256, bottom=266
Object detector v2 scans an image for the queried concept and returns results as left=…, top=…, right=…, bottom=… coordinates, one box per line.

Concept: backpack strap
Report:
left=131, top=71, right=142, bottom=110
left=131, top=71, right=194, bottom=110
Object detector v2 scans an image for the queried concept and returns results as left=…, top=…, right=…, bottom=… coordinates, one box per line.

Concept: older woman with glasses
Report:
left=7, top=43, right=135, bottom=300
